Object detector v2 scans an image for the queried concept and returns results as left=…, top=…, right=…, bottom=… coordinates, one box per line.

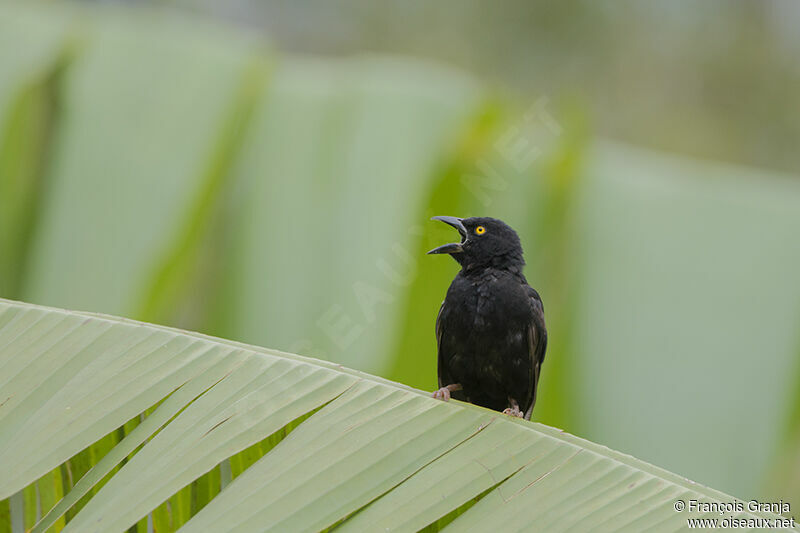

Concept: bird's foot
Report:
left=432, top=387, right=452, bottom=401
left=502, top=406, right=524, bottom=418
left=503, top=398, right=523, bottom=418
left=432, top=383, right=462, bottom=402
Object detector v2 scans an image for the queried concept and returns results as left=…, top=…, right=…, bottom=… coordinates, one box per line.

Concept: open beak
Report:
left=427, top=216, right=467, bottom=255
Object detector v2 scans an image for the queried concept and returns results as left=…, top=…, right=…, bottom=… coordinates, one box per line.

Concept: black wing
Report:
left=435, top=301, right=445, bottom=388
left=524, top=287, right=547, bottom=420
left=435, top=301, right=466, bottom=401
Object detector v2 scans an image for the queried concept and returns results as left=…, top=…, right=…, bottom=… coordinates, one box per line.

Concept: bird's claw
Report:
left=432, top=387, right=451, bottom=401
left=502, top=406, right=523, bottom=418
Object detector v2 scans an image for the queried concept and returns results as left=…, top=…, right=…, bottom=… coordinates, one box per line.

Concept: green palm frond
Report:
left=1, top=298, right=794, bottom=532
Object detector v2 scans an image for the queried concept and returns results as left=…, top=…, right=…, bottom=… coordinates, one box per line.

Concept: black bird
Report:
left=428, top=216, right=547, bottom=420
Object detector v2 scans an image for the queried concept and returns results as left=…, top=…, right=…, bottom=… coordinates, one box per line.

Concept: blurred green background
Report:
left=1, top=0, right=800, bottom=507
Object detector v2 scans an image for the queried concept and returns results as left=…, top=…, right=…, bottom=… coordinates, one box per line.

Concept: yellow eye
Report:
left=475, top=226, right=486, bottom=235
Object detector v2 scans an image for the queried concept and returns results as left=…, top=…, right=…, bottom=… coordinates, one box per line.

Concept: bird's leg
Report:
left=432, top=383, right=462, bottom=401
left=503, top=398, right=524, bottom=418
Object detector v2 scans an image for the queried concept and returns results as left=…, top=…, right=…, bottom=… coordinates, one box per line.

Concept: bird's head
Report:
left=427, top=216, right=525, bottom=271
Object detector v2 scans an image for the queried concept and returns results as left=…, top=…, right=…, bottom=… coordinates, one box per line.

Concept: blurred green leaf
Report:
left=572, top=142, right=800, bottom=499
left=0, top=7, right=72, bottom=299
left=135, top=59, right=270, bottom=330
left=21, top=8, right=265, bottom=319
left=215, top=57, right=483, bottom=374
